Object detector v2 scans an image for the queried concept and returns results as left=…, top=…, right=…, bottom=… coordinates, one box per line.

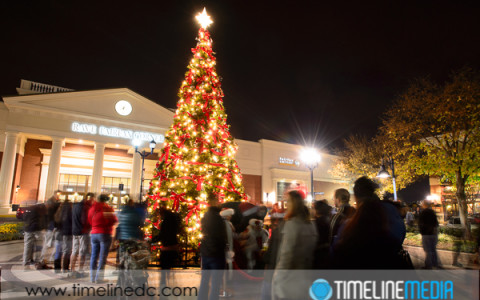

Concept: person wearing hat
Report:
left=242, top=218, right=267, bottom=271
left=219, top=208, right=235, bottom=297
left=220, top=208, right=235, bottom=270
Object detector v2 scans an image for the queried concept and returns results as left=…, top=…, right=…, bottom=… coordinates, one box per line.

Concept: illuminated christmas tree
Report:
left=145, top=8, right=246, bottom=252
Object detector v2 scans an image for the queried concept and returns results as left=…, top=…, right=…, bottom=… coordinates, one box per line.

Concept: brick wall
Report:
left=17, top=139, right=52, bottom=203
left=242, top=174, right=262, bottom=205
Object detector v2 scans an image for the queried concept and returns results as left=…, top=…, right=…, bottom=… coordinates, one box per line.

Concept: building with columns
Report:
left=0, top=80, right=350, bottom=213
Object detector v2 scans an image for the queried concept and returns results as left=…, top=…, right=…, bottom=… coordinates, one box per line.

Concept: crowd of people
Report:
left=197, top=176, right=445, bottom=300
left=22, top=191, right=146, bottom=284
left=20, top=175, right=476, bottom=299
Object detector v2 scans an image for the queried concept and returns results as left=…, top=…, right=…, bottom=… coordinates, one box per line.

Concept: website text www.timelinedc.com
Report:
left=24, top=283, right=197, bottom=298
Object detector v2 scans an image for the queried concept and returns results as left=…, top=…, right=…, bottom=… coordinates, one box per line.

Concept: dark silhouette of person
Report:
left=313, top=200, right=331, bottom=268
left=329, top=188, right=355, bottom=243
left=198, top=194, right=227, bottom=300
left=418, top=201, right=440, bottom=269
left=157, top=205, right=180, bottom=286
left=330, top=176, right=402, bottom=269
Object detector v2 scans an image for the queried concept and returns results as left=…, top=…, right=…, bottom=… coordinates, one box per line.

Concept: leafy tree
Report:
left=330, top=134, right=381, bottom=181
left=330, top=134, right=417, bottom=197
left=381, top=67, right=480, bottom=239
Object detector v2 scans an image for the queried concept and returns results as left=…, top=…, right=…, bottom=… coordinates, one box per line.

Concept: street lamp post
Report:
left=133, top=139, right=157, bottom=203
left=300, top=147, right=321, bottom=201
left=376, top=157, right=397, bottom=201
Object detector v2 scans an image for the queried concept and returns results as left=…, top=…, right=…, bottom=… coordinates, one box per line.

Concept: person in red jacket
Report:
left=88, top=194, right=117, bottom=283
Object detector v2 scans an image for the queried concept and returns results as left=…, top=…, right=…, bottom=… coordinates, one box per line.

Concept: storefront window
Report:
left=58, top=174, right=131, bottom=199
left=58, top=174, right=90, bottom=194
left=101, top=176, right=130, bottom=195
left=276, top=181, right=306, bottom=202
left=99, top=176, right=131, bottom=209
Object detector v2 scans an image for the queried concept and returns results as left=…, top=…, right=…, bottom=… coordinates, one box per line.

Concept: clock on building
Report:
left=115, top=100, right=132, bottom=116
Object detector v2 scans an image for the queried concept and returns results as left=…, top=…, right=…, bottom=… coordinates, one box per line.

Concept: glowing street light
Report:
left=376, top=158, right=397, bottom=201
left=133, top=139, right=157, bottom=203
left=300, top=147, right=321, bottom=201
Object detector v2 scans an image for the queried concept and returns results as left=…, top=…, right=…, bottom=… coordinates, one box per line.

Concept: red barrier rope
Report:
left=232, top=262, right=264, bottom=281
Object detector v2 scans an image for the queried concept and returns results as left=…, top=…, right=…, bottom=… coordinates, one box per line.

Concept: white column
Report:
left=130, top=149, right=142, bottom=202
left=0, top=132, right=19, bottom=213
left=91, top=142, right=106, bottom=194
left=45, top=137, right=64, bottom=199
left=38, top=163, right=49, bottom=202
left=17, top=135, right=27, bottom=157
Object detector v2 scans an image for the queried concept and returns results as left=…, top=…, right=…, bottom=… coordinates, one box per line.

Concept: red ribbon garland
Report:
left=196, top=177, right=204, bottom=191
left=184, top=200, right=208, bottom=224
left=172, top=192, right=186, bottom=211
left=211, top=148, right=225, bottom=157
left=185, top=205, right=200, bottom=225
left=158, top=191, right=186, bottom=212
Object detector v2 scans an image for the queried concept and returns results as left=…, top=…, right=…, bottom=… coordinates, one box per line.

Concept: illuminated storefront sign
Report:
left=279, top=157, right=300, bottom=167
left=71, top=122, right=164, bottom=143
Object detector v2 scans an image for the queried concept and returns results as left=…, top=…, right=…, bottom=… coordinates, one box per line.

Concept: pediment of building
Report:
left=2, top=88, right=174, bottom=129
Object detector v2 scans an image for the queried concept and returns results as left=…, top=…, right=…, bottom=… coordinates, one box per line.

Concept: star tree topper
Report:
left=196, top=8, right=213, bottom=29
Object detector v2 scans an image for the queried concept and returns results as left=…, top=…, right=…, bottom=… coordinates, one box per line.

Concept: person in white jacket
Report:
left=272, top=190, right=317, bottom=300
left=219, top=208, right=235, bottom=296
left=220, top=208, right=235, bottom=270
left=243, top=218, right=267, bottom=270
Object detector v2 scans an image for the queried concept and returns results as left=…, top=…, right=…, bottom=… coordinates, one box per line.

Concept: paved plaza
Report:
left=0, top=240, right=267, bottom=299
left=1, top=240, right=478, bottom=299
left=0, top=240, right=201, bottom=299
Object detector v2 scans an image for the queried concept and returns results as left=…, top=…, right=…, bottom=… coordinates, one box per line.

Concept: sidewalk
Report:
left=404, top=245, right=480, bottom=269
left=0, top=216, right=20, bottom=224
left=2, top=239, right=479, bottom=270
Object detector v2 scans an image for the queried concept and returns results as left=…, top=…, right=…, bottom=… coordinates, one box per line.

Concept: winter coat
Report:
left=72, top=200, right=92, bottom=236
left=418, top=208, right=439, bottom=236
left=243, top=223, right=267, bottom=252
left=263, top=221, right=284, bottom=269
left=88, top=202, right=117, bottom=235
left=272, top=216, right=317, bottom=299
left=275, top=216, right=317, bottom=270
left=158, top=210, right=180, bottom=247
left=45, top=197, right=60, bottom=230
left=116, top=205, right=142, bottom=241
left=329, top=198, right=403, bottom=269
left=58, top=201, right=73, bottom=236
left=24, top=204, right=46, bottom=232
left=313, top=215, right=331, bottom=268
left=200, top=206, right=227, bottom=258
left=329, top=204, right=356, bottom=242
left=382, top=201, right=406, bottom=249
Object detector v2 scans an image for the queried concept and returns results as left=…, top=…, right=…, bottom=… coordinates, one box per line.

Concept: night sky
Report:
left=1, top=0, right=480, bottom=152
